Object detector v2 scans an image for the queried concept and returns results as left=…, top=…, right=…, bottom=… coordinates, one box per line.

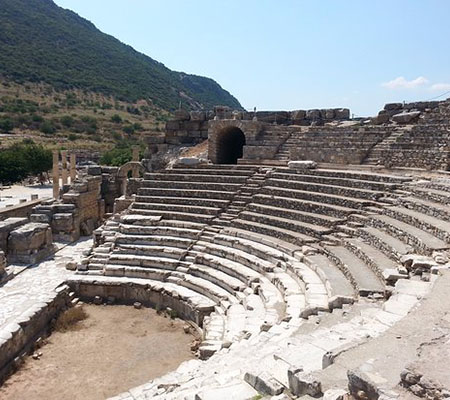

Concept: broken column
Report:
left=70, top=153, right=77, bottom=183
left=52, top=150, right=60, bottom=199
left=61, top=150, right=68, bottom=186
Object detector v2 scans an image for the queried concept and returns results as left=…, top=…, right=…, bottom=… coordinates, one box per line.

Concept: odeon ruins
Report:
left=1, top=100, right=450, bottom=399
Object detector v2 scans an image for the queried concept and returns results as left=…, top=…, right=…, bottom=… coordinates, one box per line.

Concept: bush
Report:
left=111, top=114, right=122, bottom=123
left=61, top=115, right=74, bottom=127
left=40, top=120, right=56, bottom=134
left=123, top=125, right=135, bottom=135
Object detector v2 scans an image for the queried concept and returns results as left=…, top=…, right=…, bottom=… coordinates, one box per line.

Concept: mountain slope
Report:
left=0, top=0, right=242, bottom=111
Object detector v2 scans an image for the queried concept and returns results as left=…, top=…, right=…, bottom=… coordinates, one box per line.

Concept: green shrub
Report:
left=61, top=115, right=74, bottom=127
left=111, top=114, right=122, bottom=123
left=40, top=120, right=56, bottom=134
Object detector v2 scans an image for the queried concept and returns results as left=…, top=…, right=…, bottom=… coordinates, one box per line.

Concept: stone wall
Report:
left=165, top=106, right=350, bottom=146
left=288, top=126, right=390, bottom=165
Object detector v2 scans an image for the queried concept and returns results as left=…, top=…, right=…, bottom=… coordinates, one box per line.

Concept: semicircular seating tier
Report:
left=77, top=164, right=450, bottom=398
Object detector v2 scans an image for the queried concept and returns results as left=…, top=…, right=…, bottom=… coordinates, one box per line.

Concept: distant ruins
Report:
left=1, top=98, right=450, bottom=400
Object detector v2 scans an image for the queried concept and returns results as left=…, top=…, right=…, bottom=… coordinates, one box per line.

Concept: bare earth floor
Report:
left=0, top=304, right=196, bottom=400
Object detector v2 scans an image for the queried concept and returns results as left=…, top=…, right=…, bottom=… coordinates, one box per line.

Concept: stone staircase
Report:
left=362, top=129, right=406, bottom=165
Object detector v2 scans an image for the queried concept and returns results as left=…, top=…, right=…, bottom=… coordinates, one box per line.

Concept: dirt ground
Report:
left=0, top=304, right=197, bottom=400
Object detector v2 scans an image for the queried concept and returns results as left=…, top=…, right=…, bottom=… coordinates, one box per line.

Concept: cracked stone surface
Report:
left=0, top=238, right=92, bottom=328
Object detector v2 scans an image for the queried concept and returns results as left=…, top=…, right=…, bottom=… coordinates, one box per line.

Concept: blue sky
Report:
left=54, top=0, right=450, bottom=116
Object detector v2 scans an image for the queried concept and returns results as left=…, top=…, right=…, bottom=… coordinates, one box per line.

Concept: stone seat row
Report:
left=84, top=216, right=332, bottom=356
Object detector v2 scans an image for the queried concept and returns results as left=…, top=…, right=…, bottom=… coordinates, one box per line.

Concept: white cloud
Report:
left=430, top=83, right=450, bottom=91
left=382, top=76, right=429, bottom=89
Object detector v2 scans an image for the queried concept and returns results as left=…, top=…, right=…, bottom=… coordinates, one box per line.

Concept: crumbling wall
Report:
left=0, top=217, right=53, bottom=265
left=372, top=100, right=441, bottom=125
left=165, top=106, right=350, bottom=146
left=31, top=175, right=104, bottom=241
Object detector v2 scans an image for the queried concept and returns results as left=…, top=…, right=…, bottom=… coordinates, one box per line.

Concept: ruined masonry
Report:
left=1, top=99, right=450, bottom=400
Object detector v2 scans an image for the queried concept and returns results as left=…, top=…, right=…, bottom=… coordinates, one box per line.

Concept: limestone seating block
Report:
left=8, top=223, right=52, bottom=253
left=261, top=185, right=376, bottom=210
left=247, top=202, right=344, bottom=228
left=130, top=209, right=215, bottom=224
left=120, top=214, right=162, bottom=226
left=233, top=218, right=317, bottom=246
left=119, top=224, right=201, bottom=239
left=272, top=170, right=399, bottom=192
left=133, top=202, right=221, bottom=216
left=288, top=160, right=317, bottom=170
left=392, top=111, right=421, bottom=124
left=147, top=173, right=248, bottom=184
left=0, top=221, right=26, bottom=257
left=177, top=157, right=201, bottom=166
left=138, top=187, right=236, bottom=200
left=267, top=177, right=385, bottom=201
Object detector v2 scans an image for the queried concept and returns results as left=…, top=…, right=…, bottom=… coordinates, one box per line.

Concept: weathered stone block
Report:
left=288, top=160, right=317, bottom=169
left=87, top=165, right=102, bottom=176
left=174, top=109, right=190, bottom=121
left=306, top=109, right=321, bottom=120
left=52, top=213, right=74, bottom=232
left=8, top=222, right=53, bottom=264
left=324, top=109, right=336, bottom=119
left=384, top=102, right=403, bottom=111
left=0, top=218, right=28, bottom=252
left=190, top=111, right=206, bottom=121
left=291, top=110, right=306, bottom=120
left=392, top=111, right=421, bottom=124
left=288, top=368, right=322, bottom=397
left=165, top=120, right=180, bottom=130
left=335, top=108, right=350, bottom=119
left=244, top=371, right=284, bottom=395
left=177, top=157, right=201, bottom=166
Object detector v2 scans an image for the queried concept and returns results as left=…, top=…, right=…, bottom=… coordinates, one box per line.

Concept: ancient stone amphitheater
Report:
left=1, top=100, right=450, bottom=399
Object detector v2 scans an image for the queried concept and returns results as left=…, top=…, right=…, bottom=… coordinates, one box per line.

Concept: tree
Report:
left=0, top=140, right=52, bottom=184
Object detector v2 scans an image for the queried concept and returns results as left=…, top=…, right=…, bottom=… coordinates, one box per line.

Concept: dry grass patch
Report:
left=54, top=306, right=88, bottom=332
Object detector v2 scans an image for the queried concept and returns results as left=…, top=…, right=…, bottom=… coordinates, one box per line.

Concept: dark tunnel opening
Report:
left=216, top=127, right=246, bottom=164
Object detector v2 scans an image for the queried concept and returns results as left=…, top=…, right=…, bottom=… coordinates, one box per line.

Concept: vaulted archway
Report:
left=215, top=127, right=246, bottom=164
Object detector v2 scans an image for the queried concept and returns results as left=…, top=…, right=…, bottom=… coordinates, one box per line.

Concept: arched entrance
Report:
left=216, top=127, right=246, bottom=164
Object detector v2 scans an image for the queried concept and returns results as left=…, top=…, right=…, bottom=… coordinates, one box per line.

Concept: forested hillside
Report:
left=0, top=0, right=242, bottom=111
